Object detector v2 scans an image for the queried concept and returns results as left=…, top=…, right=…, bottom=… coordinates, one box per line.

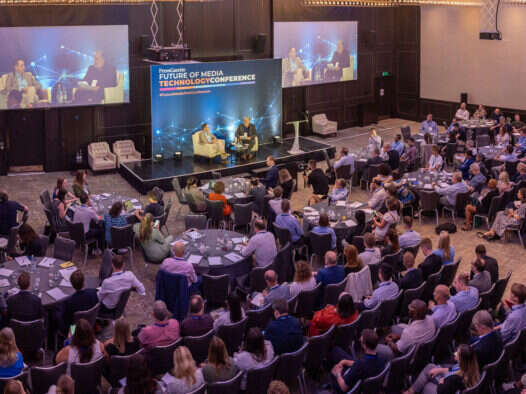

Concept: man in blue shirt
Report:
left=398, top=216, right=421, bottom=249
left=329, top=179, right=348, bottom=202
left=315, top=251, right=345, bottom=287
left=433, top=171, right=468, bottom=208
left=450, top=273, right=479, bottom=313
left=0, top=191, right=28, bottom=236
left=264, top=298, right=303, bottom=355
left=496, top=283, right=526, bottom=343
left=311, top=213, right=337, bottom=249
left=428, top=284, right=457, bottom=328
left=391, top=134, right=404, bottom=156
left=492, top=145, right=518, bottom=178
left=515, top=128, right=526, bottom=155
left=458, top=151, right=475, bottom=180
left=262, top=155, right=279, bottom=189
left=362, top=264, right=399, bottom=310
left=420, top=113, right=438, bottom=137
left=471, top=310, right=503, bottom=368
left=333, top=147, right=355, bottom=174
left=466, top=163, right=487, bottom=193
left=331, top=329, right=386, bottom=394
left=274, top=199, right=303, bottom=243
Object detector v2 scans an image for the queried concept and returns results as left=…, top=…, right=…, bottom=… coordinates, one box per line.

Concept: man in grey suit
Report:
left=2, top=59, right=44, bottom=108
left=263, top=270, right=290, bottom=306
left=282, top=47, right=306, bottom=87
left=196, top=123, right=228, bottom=160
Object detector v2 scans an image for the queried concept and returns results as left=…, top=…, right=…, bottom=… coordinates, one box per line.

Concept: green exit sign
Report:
left=382, top=71, right=390, bottom=77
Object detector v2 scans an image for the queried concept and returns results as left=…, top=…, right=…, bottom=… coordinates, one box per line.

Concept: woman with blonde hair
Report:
left=289, top=261, right=316, bottom=297
left=0, top=328, right=23, bottom=378
left=343, top=245, right=363, bottom=275
left=163, top=346, right=204, bottom=394
left=368, top=129, right=382, bottom=152
left=208, top=181, right=232, bottom=216
left=432, top=231, right=455, bottom=265
left=104, top=318, right=140, bottom=357
left=202, top=337, right=238, bottom=384
left=133, top=213, right=173, bottom=263
left=497, top=171, right=513, bottom=193
left=277, top=168, right=294, bottom=199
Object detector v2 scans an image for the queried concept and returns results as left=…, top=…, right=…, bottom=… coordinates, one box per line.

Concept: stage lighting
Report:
left=154, top=154, right=163, bottom=162
left=174, top=152, right=182, bottom=160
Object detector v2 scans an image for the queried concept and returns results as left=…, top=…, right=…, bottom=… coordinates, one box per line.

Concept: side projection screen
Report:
left=0, top=25, right=129, bottom=111
left=274, top=21, right=358, bottom=88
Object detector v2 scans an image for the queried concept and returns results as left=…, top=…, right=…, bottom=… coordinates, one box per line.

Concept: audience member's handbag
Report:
left=435, top=222, right=457, bottom=234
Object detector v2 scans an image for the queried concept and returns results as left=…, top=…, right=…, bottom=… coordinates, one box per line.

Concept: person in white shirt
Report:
left=329, top=179, right=348, bottom=202
left=427, top=145, right=443, bottom=171
left=98, top=255, right=146, bottom=313
left=241, top=219, right=277, bottom=267
left=455, top=102, right=470, bottom=121
left=368, top=180, right=387, bottom=211
left=398, top=216, right=421, bottom=249
left=268, top=186, right=283, bottom=216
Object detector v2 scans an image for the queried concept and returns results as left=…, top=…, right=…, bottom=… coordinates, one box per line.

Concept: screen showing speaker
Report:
left=0, top=25, right=129, bottom=111
left=273, top=21, right=358, bottom=88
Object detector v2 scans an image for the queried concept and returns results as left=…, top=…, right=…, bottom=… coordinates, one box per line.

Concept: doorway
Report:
left=375, top=75, right=395, bottom=120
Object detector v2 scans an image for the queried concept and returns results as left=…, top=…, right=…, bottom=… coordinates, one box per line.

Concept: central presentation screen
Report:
left=150, top=59, right=282, bottom=158
left=0, top=25, right=129, bottom=111
left=274, top=21, right=358, bottom=88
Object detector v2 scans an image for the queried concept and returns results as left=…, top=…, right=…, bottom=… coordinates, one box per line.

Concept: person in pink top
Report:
left=160, top=242, right=198, bottom=289
left=138, top=300, right=180, bottom=348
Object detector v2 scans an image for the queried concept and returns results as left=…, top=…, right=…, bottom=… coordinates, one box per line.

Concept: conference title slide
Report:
left=156, top=65, right=258, bottom=96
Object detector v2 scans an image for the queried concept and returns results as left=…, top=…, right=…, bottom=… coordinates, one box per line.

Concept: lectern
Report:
left=286, top=119, right=308, bottom=154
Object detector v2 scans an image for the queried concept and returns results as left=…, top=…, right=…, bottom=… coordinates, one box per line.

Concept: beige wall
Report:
left=420, top=5, right=526, bottom=110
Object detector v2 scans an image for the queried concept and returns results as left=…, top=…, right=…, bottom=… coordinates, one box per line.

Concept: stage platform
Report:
left=120, top=137, right=335, bottom=194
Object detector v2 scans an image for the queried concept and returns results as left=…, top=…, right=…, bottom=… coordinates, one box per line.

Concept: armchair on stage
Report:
left=113, top=140, right=141, bottom=167
left=88, top=142, right=117, bottom=172
left=72, top=71, right=125, bottom=104
left=312, top=113, right=338, bottom=137
left=192, top=132, right=226, bottom=161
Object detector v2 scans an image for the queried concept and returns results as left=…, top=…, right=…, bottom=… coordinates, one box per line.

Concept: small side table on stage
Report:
left=229, top=143, right=250, bottom=163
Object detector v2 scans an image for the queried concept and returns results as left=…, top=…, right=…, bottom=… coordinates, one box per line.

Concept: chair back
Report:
left=187, top=384, right=206, bottom=394
left=185, top=214, right=208, bottom=230
left=399, top=282, right=426, bottom=319
left=99, top=289, right=131, bottom=321
left=308, top=232, right=332, bottom=259
left=273, top=222, right=291, bottom=247
left=419, top=191, right=440, bottom=212
left=403, top=244, right=420, bottom=258
left=362, top=362, right=390, bottom=394
left=148, top=339, right=181, bottom=375
left=483, top=349, right=508, bottom=390
left=207, top=370, right=244, bottom=394
left=40, top=190, right=52, bottom=208
left=233, top=203, right=253, bottom=228
left=500, top=190, right=515, bottom=211
left=38, top=234, right=49, bottom=257
left=99, top=248, right=113, bottom=284
left=30, top=362, right=67, bottom=394
left=368, top=262, right=381, bottom=286
left=53, top=236, right=76, bottom=261
left=377, top=290, right=403, bottom=327
left=246, top=303, right=274, bottom=331
left=295, top=283, right=322, bottom=318
left=9, top=319, right=45, bottom=361
left=245, top=357, right=279, bottom=394
left=385, top=345, right=416, bottom=393
left=206, top=199, right=225, bottom=223
left=455, top=191, right=472, bottom=216
left=455, top=299, right=482, bottom=344
left=334, top=315, right=360, bottom=350
left=73, top=303, right=100, bottom=327
left=479, top=283, right=496, bottom=310
left=351, top=236, right=365, bottom=253
left=305, top=326, right=335, bottom=372
left=422, top=266, right=443, bottom=302
left=411, top=331, right=439, bottom=375
left=110, top=224, right=134, bottom=250
left=381, top=250, right=403, bottom=272
left=161, top=198, right=172, bottom=227
left=401, top=126, right=411, bottom=142
left=324, top=277, right=347, bottom=306
left=367, top=164, right=382, bottom=182
left=109, top=349, right=144, bottom=385
left=505, top=160, right=518, bottom=177
left=67, top=221, right=87, bottom=247
left=335, top=165, right=351, bottom=180
left=275, top=342, right=308, bottom=391
left=7, top=225, right=19, bottom=256
left=216, top=317, right=248, bottom=355
left=433, top=314, right=460, bottom=363
left=357, top=303, right=380, bottom=333
left=70, top=356, right=105, bottom=394
left=171, top=177, right=187, bottom=204
left=182, top=329, right=215, bottom=365
left=486, top=195, right=503, bottom=224
left=249, top=262, right=274, bottom=293
left=462, top=370, right=488, bottom=394
left=476, top=134, right=490, bottom=148
left=440, top=258, right=461, bottom=286
left=273, top=242, right=293, bottom=283
left=287, top=293, right=298, bottom=314
left=491, top=271, right=511, bottom=310
left=202, top=274, right=230, bottom=308
left=44, top=207, right=57, bottom=234
left=445, top=143, right=457, bottom=164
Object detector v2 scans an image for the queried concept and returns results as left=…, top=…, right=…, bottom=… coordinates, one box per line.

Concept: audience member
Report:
left=267, top=380, right=290, bottom=394
left=392, top=134, right=404, bottom=155
left=241, top=219, right=277, bottom=267
left=119, top=353, right=160, bottom=393
left=260, top=270, right=290, bottom=306
left=420, top=113, right=438, bottom=136
left=208, top=181, right=232, bottom=216
left=463, top=178, right=499, bottom=231
left=234, top=328, right=275, bottom=390
left=6, top=271, right=42, bottom=322
left=458, top=151, right=475, bottom=180
left=52, top=189, right=70, bottom=231
left=418, top=238, right=442, bottom=279
left=469, top=259, right=491, bottom=293
left=180, top=295, right=213, bottom=337
left=434, top=172, right=468, bottom=209
left=455, top=102, right=470, bottom=120
left=264, top=299, right=303, bottom=355
left=309, top=293, right=358, bottom=336
left=0, top=191, right=28, bottom=237
left=344, top=210, right=366, bottom=245
left=373, top=197, right=399, bottom=242
left=274, top=200, right=303, bottom=244
left=247, top=178, right=267, bottom=215
left=432, top=231, right=455, bottom=265
left=399, top=216, right=421, bottom=249
left=368, top=180, right=387, bottom=211
left=304, top=160, right=329, bottom=205
left=315, top=251, right=345, bottom=287
left=185, top=177, right=206, bottom=212
left=427, top=145, right=443, bottom=171
left=262, top=156, right=279, bottom=189
left=329, top=179, right=348, bottom=202
left=61, top=269, right=98, bottom=330
left=401, top=137, right=417, bottom=166
left=72, top=193, right=104, bottom=253
left=428, top=284, right=457, bottom=328
left=164, top=346, right=204, bottom=394
left=104, top=318, right=140, bottom=357
left=143, top=190, right=164, bottom=218
left=399, top=252, right=423, bottom=290
left=160, top=242, right=198, bottom=289
left=362, top=264, right=399, bottom=310
left=98, top=255, right=146, bottom=314
left=3, top=380, right=26, bottom=394
left=0, top=328, right=23, bottom=378
left=202, top=337, right=238, bottom=384
left=47, top=375, right=74, bottom=394
left=72, top=170, right=90, bottom=198
left=368, top=129, right=382, bottom=152
left=496, top=283, right=526, bottom=343
left=103, top=201, right=128, bottom=246
left=268, top=186, right=283, bottom=215
left=311, top=213, right=336, bottom=250
left=450, top=274, right=479, bottom=313
left=381, top=228, right=400, bottom=257
left=359, top=233, right=381, bottom=266
left=289, top=261, right=316, bottom=298
left=277, top=168, right=294, bottom=199
left=134, top=213, right=173, bottom=263
left=333, top=147, right=355, bottom=174
left=472, top=244, right=498, bottom=283
left=480, top=187, right=526, bottom=241
left=138, top=300, right=180, bottom=348
left=466, top=163, right=486, bottom=193
left=17, top=223, right=43, bottom=257
left=470, top=310, right=503, bottom=368
left=213, top=292, right=245, bottom=330
left=331, top=329, right=386, bottom=394
left=473, top=104, right=487, bottom=120
left=343, top=245, right=364, bottom=275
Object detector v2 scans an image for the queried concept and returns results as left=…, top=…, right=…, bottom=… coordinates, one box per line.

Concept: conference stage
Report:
left=120, top=137, right=335, bottom=194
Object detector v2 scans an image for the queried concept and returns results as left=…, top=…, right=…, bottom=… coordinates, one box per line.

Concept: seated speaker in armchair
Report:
left=193, top=123, right=228, bottom=161
left=325, top=40, right=351, bottom=82
left=235, top=116, right=258, bottom=160
left=74, top=51, right=117, bottom=105
left=1, top=59, right=47, bottom=109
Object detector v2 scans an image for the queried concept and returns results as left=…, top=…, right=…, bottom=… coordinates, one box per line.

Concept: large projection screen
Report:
left=151, top=59, right=282, bottom=158
left=274, top=21, right=358, bottom=88
left=0, top=25, right=129, bottom=111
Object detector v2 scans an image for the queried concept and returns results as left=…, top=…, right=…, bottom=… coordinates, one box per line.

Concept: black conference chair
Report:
left=70, top=356, right=105, bottom=394
left=308, top=232, right=332, bottom=268
left=185, top=214, right=208, bottom=230
left=9, top=319, right=45, bottom=364
left=148, top=339, right=181, bottom=375
left=439, top=258, right=461, bottom=287
left=183, top=329, right=215, bottom=365
left=108, top=349, right=144, bottom=388
left=304, top=326, right=335, bottom=379
left=98, top=288, right=132, bottom=322
left=207, top=370, right=243, bottom=394
left=202, top=274, right=230, bottom=310
left=418, top=191, right=440, bottom=226
left=362, top=363, right=390, bottom=394
left=110, top=224, right=135, bottom=269
left=216, top=317, right=248, bottom=356
left=295, top=283, right=322, bottom=319
left=246, top=303, right=274, bottom=331
left=275, top=342, right=308, bottom=393
left=30, top=362, right=67, bottom=394
left=323, top=277, right=347, bottom=306
left=245, top=357, right=279, bottom=394
left=232, top=203, right=253, bottom=234
left=53, top=236, right=76, bottom=262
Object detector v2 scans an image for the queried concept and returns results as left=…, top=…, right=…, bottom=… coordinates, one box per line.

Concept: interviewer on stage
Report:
left=235, top=116, right=257, bottom=159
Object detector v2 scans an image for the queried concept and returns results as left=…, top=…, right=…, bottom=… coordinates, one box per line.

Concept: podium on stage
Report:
left=286, top=119, right=308, bottom=154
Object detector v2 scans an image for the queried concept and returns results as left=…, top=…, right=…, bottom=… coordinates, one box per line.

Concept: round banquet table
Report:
left=66, top=193, right=143, bottom=223
left=477, top=145, right=504, bottom=161
left=200, top=178, right=254, bottom=204
left=458, top=119, right=495, bottom=129
left=172, top=229, right=252, bottom=279
left=0, top=256, right=75, bottom=308
left=401, top=169, right=452, bottom=191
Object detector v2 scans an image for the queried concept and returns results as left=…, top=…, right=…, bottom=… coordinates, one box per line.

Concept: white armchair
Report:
left=113, top=139, right=141, bottom=167
left=103, top=71, right=125, bottom=104
left=88, top=142, right=117, bottom=172
left=312, top=113, right=338, bottom=137
left=192, top=132, right=225, bottom=160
